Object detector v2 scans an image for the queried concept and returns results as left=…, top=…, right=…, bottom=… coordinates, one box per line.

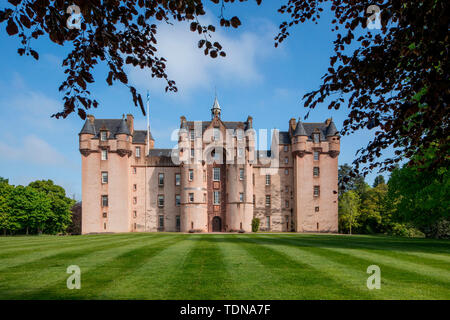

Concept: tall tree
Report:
left=10, top=186, right=52, bottom=235
left=387, top=165, right=450, bottom=238
left=28, top=180, right=75, bottom=234
left=373, top=175, right=386, bottom=188
left=0, top=182, right=16, bottom=235
left=338, top=190, right=360, bottom=234
left=338, top=164, right=367, bottom=198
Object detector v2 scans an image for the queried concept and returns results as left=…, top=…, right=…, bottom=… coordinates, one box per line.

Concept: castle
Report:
left=79, top=97, right=340, bottom=233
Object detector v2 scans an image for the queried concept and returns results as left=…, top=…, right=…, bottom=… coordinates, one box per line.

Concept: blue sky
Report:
left=0, top=2, right=387, bottom=199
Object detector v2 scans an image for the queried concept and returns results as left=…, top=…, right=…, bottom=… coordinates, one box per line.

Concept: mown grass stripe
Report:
left=163, top=234, right=231, bottom=299
left=1, top=234, right=173, bottom=299
left=101, top=235, right=197, bottom=299
left=233, top=234, right=368, bottom=299
left=267, top=235, right=450, bottom=299
left=0, top=233, right=154, bottom=272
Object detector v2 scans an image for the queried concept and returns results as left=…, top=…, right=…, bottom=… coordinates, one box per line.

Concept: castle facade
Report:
left=79, top=98, right=340, bottom=233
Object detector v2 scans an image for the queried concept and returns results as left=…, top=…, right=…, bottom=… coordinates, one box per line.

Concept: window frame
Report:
left=100, top=131, right=108, bottom=141
left=188, top=193, right=194, bottom=203
left=101, top=149, right=108, bottom=160
left=265, top=195, right=271, bottom=207
left=314, top=186, right=320, bottom=197
left=158, top=215, right=164, bottom=228
left=213, top=167, right=220, bottom=181
left=265, top=174, right=271, bottom=186
left=175, top=173, right=181, bottom=186
left=239, top=192, right=244, bottom=202
left=175, top=194, right=181, bottom=206
left=313, top=167, right=320, bottom=177
left=135, top=146, right=141, bottom=158
left=158, top=173, right=164, bottom=186
left=213, top=191, right=220, bottom=205
left=314, top=151, right=320, bottom=161
left=239, top=168, right=244, bottom=180
left=157, top=194, right=165, bottom=207
left=101, top=195, right=108, bottom=207
left=188, top=170, right=194, bottom=182
left=101, top=172, right=108, bottom=184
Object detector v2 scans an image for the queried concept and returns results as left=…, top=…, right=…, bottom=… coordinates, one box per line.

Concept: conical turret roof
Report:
left=326, top=120, right=339, bottom=136
left=79, top=119, right=96, bottom=135
left=116, top=118, right=130, bottom=135
left=293, top=120, right=307, bottom=136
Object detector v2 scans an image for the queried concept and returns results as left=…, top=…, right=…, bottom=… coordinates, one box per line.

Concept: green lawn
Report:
left=0, top=233, right=449, bottom=299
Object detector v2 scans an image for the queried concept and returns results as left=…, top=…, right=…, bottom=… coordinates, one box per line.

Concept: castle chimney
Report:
left=289, top=118, right=296, bottom=132
left=246, top=116, right=253, bottom=129
left=126, top=114, right=134, bottom=135
left=87, top=114, right=95, bottom=124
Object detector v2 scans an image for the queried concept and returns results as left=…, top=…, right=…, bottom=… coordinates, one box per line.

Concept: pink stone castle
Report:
left=79, top=97, right=340, bottom=233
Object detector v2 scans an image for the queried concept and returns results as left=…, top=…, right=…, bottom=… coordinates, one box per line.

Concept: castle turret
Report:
left=326, top=120, right=340, bottom=158
left=116, top=118, right=131, bottom=156
left=79, top=117, right=95, bottom=155
left=292, top=120, right=308, bottom=156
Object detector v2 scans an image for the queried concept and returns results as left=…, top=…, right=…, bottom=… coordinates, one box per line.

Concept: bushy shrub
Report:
left=251, top=218, right=260, bottom=233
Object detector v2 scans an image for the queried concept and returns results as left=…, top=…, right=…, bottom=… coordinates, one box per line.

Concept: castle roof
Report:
left=326, top=120, right=339, bottom=136
left=79, top=119, right=154, bottom=143
left=293, top=121, right=307, bottom=136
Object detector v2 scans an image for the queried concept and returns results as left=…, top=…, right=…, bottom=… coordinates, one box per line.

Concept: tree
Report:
left=387, top=165, right=450, bottom=238
left=1, top=1, right=448, bottom=175
left=251, top=218, right=260, bottom=233
left=358, top=183, right=388, bottom=234
left=28, top=180, right=75, bottom=234
left=373, top=175, right=386, bottom=188
left=10, top=186, right=52, bottom=235
left=0, top=177, right=9, bottom=184
left=338, top=190, right=360, bottom=234
left=338, top=164, right=367, bottom=198
left=0, top=182, right=16, bottom=235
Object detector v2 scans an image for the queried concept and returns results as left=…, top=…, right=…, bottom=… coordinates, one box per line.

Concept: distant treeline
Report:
left=338, top=164, right=449, bottom=239
left=0, top=178, right=75, bottom=235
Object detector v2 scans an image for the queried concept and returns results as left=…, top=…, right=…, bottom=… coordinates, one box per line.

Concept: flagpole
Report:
left=145, top=91, right=150, bottom=232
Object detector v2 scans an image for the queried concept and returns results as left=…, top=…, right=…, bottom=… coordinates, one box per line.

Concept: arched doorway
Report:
left=212, top=216, right=222, bottom=232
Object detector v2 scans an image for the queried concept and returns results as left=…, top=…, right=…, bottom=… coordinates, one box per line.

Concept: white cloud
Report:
left=0, top=135, right=74, bottom=168
left=128, top=17, right=278, bottom=96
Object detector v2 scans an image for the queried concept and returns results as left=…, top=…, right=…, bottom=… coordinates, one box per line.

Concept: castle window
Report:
left=285, top=169, right=289, bottom=175
left=158, top=195, right=164, bottom=207
left=314, top=151, right=319, bottom=161
left=101, top=172, right=108, bottom=184
left=314, top=186, right=320, bottom=197
left=238, top=148, right=244, bottom=158
left=213, top=191, right=220, bottom=205
left=236, top=129, right=243, bottom=140
left=313, top=133, right=320, bottom=143
left=284, top=157, right=289, bottom=164
left=135, top=146, right=141, bottom=158
left=253, top=195, right=255, bottom=205
left=213, top=128, right=220, bottom=141
left=285, top=185, right=289, bottom=193
left=285, top=200, right=289, bottom=208
left=266, top=216, right=270, bottom=229
left=133, top=197, right=137, bottom=204
left=176, top=216, right=181, bottom=229
left=101, top=195, right=108, bottom=207
left=190, top=148, right=194, bottom=158
left=133, top=167, right=137, bottom=174
left=158, top=173, right=164, bottom=186
left=203, top=193, right=206, bottom=202
left=239, top=168, right=244, bottom=180
left=213, top=167, right=220, bottom=181
left=102, top=212, right=107, bottom=218
left=313, top=167, right=320, bottom=177
left=315, top=206, right=320, bottom=212
left=101, top=149, right=108, bottom=160
left=265, top=195, right=271, bottom=207
left=100, top=131, right=107, bottom=141
left=175, top=173, right=181, bottom=186
left=190, top=130, right=195, bottom=140
left=188, top=170, right=194, bottom=181
left=265, top=174, right=271, bottom=185
left=239, top=193, right=244, bottom=202
left=159, top=215, right=164, bottom=228
left=189, top=193, right=194, bottom=203
left=284, top=145, right=289, bottom=152
left=175, top=194, right=181, bottom=206
left=133, top=211, right=137, bottom=218
left=133, top=184, right=137, bottom=191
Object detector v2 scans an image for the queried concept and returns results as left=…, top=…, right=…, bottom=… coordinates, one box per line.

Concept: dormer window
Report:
left=313, top=133, right=320, bottom=143
left=213, top=128, right=220, bottom=141
left=100, top=131, right=108, bottom=141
